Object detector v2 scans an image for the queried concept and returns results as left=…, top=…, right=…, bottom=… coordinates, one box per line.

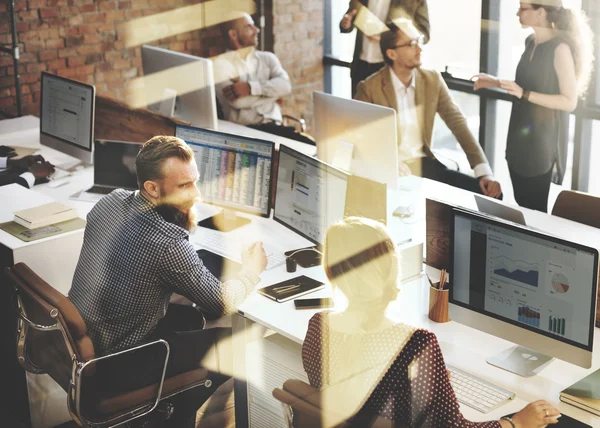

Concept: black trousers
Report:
left=407, top=156, right=488, bottom=196
left=509, top=167, right=553, bottom=213
left=94, top=305, right=231, bottom=427
left=249, top=122, right=316, bottom=146
left=351, top=60, right=385, bottom=97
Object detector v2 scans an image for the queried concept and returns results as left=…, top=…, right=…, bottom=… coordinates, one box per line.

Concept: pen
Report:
left=426, top=273, right=435, bottom=288
left=397, top=238, right=412, bottom=246
left=273, top=284, right=300, bottom=294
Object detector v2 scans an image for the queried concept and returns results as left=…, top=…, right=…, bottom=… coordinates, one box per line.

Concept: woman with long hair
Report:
left=473, top=1, right=593, bottom=212
left=302, top=217, right=561, bottom=427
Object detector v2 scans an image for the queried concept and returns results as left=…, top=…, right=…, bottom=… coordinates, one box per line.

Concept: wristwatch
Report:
left=500, top=416, right=517, bottom=428
left=521, top=89, right=531, bottom=102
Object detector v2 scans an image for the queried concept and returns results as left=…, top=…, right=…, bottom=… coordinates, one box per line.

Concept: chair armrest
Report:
left=71, top=339, right=170, bottom=428
left=282, top=114, right=307, bottom=133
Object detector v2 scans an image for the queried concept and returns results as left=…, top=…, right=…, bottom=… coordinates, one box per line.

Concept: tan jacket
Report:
left=355, top=66, right=489, bottom=169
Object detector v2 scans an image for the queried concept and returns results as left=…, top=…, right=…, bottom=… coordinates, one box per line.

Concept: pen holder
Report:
left=428, top=283, right=450, bottom=323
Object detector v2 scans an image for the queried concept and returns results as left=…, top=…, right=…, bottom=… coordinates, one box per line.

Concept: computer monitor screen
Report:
left=94, top=140, right=139, bottom=190
left=40, top=72, right=95, bottom=164
left=274, top=144, right=349, bottom=246
left=175, top=125, right=273, bottom=217
left=450, top=209, right=598, bottom=371
left=141, top=45, right=218, bottom=130
left=313, top=91, right=398, bottom=189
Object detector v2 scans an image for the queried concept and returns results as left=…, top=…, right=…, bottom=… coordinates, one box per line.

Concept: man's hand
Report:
left=29, top=161, right=55, bottom=179
left=223, top=81, right=251, bottom=102
left=479, top=176, right=502, bottom=199
left=340, top=9, right=358, bottom=31
left=241, top=242, right=268, bottom=276
left=7, top=154, right=45, bottom=170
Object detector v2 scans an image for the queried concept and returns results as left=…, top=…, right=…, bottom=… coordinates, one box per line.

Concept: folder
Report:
left=560, top=368, right=600, bottom=416
left=354, top=5, right=389, bottom=37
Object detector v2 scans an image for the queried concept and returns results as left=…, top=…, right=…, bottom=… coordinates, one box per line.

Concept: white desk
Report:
left=232, top=177, right=600, bottom=428
left=2, top=116, right=599, bottom=427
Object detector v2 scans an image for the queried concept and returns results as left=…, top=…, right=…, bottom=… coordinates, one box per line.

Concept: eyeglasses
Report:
left=393, top=37, right=424, bottom=49
left=518, top=6, right=533, bottom=12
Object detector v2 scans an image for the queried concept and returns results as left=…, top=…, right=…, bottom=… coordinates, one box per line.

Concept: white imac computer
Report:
left=450, top=209, right=598, bottom=377
left=40, top=72, right=95, bottom=167
left=141, top=45, right=218, bottom=130
left=175, top=125, right=274, bottom=232
left=313, top=91, right=398, bottom=189
left=274, top=144, right=350, bottom=267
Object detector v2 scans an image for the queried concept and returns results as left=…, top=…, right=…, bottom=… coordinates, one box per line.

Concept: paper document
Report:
left=354, top=5, right=389, bottom=37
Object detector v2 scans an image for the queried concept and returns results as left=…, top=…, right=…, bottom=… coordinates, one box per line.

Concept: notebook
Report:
left=258, top=276, right=325, bottom=303
left=14, top=202, right=77, bottom=229
left=560, top=368, right=600, bottom=416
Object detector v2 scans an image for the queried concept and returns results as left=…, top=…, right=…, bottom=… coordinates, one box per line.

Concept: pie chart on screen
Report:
left=551, top=273, right=570, bottom=294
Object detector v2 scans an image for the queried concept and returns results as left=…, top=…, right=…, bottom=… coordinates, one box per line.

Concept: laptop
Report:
left=474, top=194, right=526, bottom=225
left=71, top=140, right=140, bottom=202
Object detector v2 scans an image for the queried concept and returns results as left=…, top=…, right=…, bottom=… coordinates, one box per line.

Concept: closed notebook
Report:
left=14, top=202, right=77, bottom=230
left=258, top=276, right=325, bottom=303
left=560, top=368, right=600, bottom=416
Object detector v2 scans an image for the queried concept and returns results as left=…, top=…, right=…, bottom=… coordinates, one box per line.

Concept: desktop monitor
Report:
left=274, top=144, right=349, bottom=267
left=40, top=72, right=95, bottom=167
left=141, top=45, right=218, bottom=130
left=450, top=209, right=598, bottom=377
left=313, top=91, right=398, bottom=189
left=175, top=125, right=274, bottom=232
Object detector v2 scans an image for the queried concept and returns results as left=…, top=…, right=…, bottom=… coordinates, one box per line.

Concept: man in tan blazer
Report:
left=355, top=21, right=502, bottom=198
left=340, top=0, right=430, bottom=97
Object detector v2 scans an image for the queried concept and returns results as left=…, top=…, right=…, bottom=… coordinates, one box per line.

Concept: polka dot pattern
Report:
left=302, top=312, right=501, bottom=427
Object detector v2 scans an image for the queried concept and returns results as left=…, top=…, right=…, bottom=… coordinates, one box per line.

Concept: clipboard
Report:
left=258, top=276, right=325, bottom=303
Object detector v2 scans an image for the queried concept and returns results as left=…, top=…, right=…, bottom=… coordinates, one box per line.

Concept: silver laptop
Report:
left=474, top=195, right=526, bottom=225
left=71, top=140, right=140, bottom=202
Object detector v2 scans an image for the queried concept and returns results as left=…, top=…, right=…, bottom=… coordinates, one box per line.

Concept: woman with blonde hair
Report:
left=302, top=216, right=560, bottom=427
left=473, top=1, right=593, bottom=213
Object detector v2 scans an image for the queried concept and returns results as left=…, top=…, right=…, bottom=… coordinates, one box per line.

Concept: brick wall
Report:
left=0, top=0, right=323, bottom=129
left=272, top=0, right=323, bottom=130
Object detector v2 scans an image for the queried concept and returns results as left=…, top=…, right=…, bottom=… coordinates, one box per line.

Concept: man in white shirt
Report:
left=340, top=0, right=430, bottom=97
left=0, top=154, right=54, bottom=188
left=355, top=22, right=502, bottom=198
left=213, top=12, right=314, bottom=144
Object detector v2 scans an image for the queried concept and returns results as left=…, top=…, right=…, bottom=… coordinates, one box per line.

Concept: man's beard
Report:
left=155, top=203, right=198, bottom=232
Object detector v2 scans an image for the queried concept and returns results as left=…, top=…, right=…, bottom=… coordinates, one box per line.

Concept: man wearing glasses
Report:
left=355, top=20, right=502, bottom=198
left=340, top=0, right=430, bottom=97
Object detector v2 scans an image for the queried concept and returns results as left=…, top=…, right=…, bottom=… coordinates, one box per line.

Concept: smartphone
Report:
left=294, top=297, right=334, bottom=310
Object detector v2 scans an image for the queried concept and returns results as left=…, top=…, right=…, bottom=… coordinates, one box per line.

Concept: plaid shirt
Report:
left=69, top=190, right=260, bottom=356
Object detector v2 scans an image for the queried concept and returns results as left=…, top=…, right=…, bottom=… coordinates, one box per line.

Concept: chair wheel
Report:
left=157, top=401, right=175, bottom=420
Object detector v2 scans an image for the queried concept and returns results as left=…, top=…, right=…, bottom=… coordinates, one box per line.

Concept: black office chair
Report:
left=5, top=262, right=213, bottom=427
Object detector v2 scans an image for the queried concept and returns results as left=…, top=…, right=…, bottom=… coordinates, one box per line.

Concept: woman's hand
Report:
left=340, top=9, right=358, bottom=31
left=471, top=73, right=500, bottom=91
left=499, top=80, right=524, bottom=99
left=512, top=400, right=561, bottom=427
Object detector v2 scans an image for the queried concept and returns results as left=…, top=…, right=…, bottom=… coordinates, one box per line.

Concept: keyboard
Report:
left=48, top=167, right=70, bottom=181
left=199, top=231, right=286, bottom=271
left=447, top=364, right=515, bottom=414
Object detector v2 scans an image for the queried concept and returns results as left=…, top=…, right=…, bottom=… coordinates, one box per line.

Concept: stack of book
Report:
left=560, top=368, right=600, bottom=416
left=14, top=202, right=78, bottom=229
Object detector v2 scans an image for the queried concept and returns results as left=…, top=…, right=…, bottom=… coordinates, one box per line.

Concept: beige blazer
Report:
left=355, top=66, right=489, bottom=169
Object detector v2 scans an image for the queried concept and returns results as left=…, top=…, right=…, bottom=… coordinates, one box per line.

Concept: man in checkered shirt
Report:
left=69, top=136, right=267, bottom=426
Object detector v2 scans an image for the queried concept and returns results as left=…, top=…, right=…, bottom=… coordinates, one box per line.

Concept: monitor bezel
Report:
left=40, top=71, right=96, bottom=153
left=450, top=208, right=598, bottom=352
left=273, top=143, right=350, bottom=248
left=175, top=124, right=275, bottom=218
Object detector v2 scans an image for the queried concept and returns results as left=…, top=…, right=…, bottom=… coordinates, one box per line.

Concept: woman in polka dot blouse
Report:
left=301, top=217, right=560, bottom=427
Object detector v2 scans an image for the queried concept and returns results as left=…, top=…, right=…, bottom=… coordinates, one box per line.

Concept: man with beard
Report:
left=69, top=135, right=267, bottom=426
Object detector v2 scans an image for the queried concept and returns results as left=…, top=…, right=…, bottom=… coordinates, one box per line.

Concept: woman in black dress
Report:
left=472, top=1, right=593, bottom=212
